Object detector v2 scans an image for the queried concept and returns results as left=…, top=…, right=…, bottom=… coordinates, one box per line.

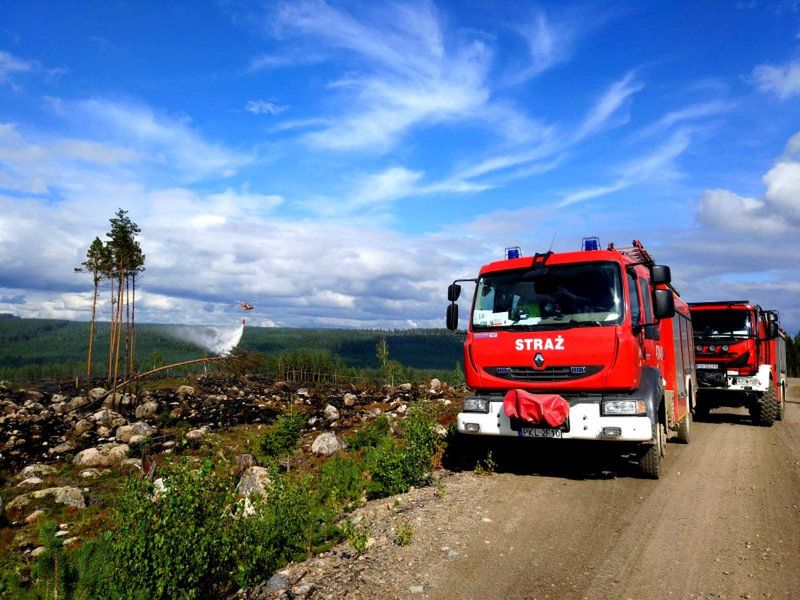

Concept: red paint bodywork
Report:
left=462, top=247, right=695, bottom=425
left=689, top=302, right=786, bottom=398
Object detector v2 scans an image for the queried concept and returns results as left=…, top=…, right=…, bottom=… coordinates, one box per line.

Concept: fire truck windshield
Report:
left=692, top=310, right=752, bottom=339
left=471, top=262, right=623, bottom=331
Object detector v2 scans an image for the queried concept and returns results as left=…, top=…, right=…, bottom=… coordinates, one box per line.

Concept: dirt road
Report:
left=331, top=381, right=800, bottom=599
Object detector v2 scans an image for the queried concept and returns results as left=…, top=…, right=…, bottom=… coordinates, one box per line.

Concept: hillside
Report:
left=0, top=316, right=464, bottom=381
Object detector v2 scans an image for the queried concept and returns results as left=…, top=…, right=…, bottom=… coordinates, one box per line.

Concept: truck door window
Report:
left=640, top=278, right=653, bottom=324
left=627, top=272, right=641, bottom=327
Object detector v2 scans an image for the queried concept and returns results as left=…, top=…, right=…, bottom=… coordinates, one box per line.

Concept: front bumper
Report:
left=696, top=364, right=771, bottom=394
left=457, top=400, right=652, bottom=442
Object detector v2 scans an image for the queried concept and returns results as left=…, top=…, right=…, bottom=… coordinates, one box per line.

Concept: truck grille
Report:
left=484, top=366, right=602, bottom=382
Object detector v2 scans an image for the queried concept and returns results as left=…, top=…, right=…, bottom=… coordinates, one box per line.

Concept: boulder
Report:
left=7, top=487, right=86, bottom=511
left=236, top=454, right=258, bottom=477
left=73, top=419, right=93, bottom=436
left=398, top=383, right=413, bottom=392
left=52, top=440, right=76, bottom=454
left=134, top=401, right=159, bottom=419
left=51, top=394, right=66, bottom=404
left=25, top=509, right=45, bottom=524
left=64, top=396, right=88, bottom=412
left=343, top=393, right=357, bottom=407
left=176, top=385, right=195, bottom=397
left=73, top=443, right=129, bottom=468
left=323, top=404, right=340, bottom=422
left=185, top=427, right=208, bottom=442
left=17, top=477, right=43, bottom=487
left=80, top=469, right=100, bottom=479
left=31, top=546, right=46, bottom=558
left=116, top=422, right=155, bottom=444
left=19, top=464, right=56, bottom=479
left=434, top=424, right=448, bottom=437
left=236, top=466, right=271, bottom=498
left=311, top=432, right=345, bottom=456
left=96, top=426, right=111, bottom=438
left=429, top=378, right=442, bottom=392
left=89, top=388, right=107, bottom=400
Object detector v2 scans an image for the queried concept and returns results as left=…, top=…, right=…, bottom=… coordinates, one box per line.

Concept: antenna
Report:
left=548, top=230, right=558, bottom=253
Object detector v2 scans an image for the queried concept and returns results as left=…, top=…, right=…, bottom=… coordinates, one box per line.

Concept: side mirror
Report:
left=768, top=321, right=778, bottom=338
left=651, top=265, right=672, bottom=285
left=653, top=289, right=675, bottom=319
left=448, top=283, right=462, bottom=302
left=446, top=303, right=459, bottom=331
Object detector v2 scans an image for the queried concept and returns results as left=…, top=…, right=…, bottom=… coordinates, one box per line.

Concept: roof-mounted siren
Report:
left=505, top=246, right=522, bottom=260
left=581, top=236, right=601, bottom=251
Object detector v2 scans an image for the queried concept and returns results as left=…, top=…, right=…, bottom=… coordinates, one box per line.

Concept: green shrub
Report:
left=366, top=410, right=438, bottom=499
left=106, top=459, right=237, bottom=599
left=347, top=415, right=391, bottom=450
left=393, top=521, right=413, bottom=546
left=259, top=411, right=306, bottom=459
left=316, top=454, right=367, bottom=512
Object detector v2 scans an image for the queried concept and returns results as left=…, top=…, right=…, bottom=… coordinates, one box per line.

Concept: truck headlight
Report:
left=463, top=397, right=490, bottom=413
left=603, top=400, right=646, bottom=415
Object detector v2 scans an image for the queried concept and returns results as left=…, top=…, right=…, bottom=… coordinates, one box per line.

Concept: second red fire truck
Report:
left=446, top=239, right=696, bottom=478
left=689, top=301, right=787, bottom=425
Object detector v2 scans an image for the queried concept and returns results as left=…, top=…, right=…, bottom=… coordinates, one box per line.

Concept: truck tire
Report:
left=694, top=402, right=710, bottom=420
left=639, top=420, right=666, bottom=479
left=754, top=386, right=778, bottom=427
left=675, top=409, right=691, bottom=444
left=775, top=384, right=785, bottom=422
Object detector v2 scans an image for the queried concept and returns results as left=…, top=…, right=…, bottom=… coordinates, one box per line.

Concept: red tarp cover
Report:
left=504, top=389, right=570, bottom=427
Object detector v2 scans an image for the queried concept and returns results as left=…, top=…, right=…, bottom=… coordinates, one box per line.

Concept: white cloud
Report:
left=697, top=130, right=800, bottom=232
left=751, top=59, right=800, bottom=100
left=0, top=50, right=35, bottom=83
left=696, top=189, right=788, bottom=235
left=559, top=129, right=691, bottom=206
left=574, top=71, right=643, bottom=141
left=76, top=99, right=249, bottom=179
left=245, top=100, right=289, bottom=115
left=269, top=0, right=500, bottom=151
left=632, top=100, right=734, bottom=140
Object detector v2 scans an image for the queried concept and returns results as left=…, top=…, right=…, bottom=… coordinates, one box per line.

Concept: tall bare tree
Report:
left=80, top=237, right=108, bottom=395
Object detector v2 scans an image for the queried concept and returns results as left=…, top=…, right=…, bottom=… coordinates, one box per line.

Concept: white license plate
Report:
left=519, top=428, right=562, bottom=438
left=696, top=363, right=719, bottom=370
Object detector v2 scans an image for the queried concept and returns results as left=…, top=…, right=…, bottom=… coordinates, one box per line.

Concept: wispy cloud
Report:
left=558, top=129, right=691, bottom=206
left=573, top=71, right=643, bottom=141
left=245, top=100, right=288, bottom=115
left=76, top=99, right=249, bottom=179
left=268, top=0, right=500, bottom=151
left=751, top=59, right=800, bottom=100
left=632, top=100, right=734, bottom=140
left=0, top=50, right=35, bottom=83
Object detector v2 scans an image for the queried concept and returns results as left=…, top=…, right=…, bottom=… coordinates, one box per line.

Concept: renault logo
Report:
left=533, top=352, right=545, bottom=367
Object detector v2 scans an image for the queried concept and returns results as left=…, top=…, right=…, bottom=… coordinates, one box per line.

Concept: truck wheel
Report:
left=754, top=386, right=778, bottom=427
left=639, top=420, right=666, bottom=479
left=775, top=385, right=785, bottom=422
left=694, top=402, right=710, bottom=420
left=676, top=409, right=691, bottom=444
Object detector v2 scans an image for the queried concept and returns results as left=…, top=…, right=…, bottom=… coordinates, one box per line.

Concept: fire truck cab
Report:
left=446, top=240, right=696, bottom=479
left=689, top=301, right=787, bottom=425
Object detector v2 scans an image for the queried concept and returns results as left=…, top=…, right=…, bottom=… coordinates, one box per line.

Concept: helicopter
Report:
left=232, top=301, right=255, bottom=312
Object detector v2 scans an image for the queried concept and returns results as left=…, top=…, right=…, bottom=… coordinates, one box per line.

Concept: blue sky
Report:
left=1, top=1, right=800, bottom=330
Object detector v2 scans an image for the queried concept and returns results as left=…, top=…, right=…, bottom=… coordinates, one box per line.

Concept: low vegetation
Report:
left=1, top=408, right=444, bottom=599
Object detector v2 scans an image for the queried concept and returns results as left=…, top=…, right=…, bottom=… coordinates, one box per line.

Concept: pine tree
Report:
left=79, top=237, right=107, bottom=397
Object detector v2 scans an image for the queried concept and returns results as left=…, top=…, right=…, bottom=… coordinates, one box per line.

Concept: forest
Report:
left=0, top=315, right=465, bottom=384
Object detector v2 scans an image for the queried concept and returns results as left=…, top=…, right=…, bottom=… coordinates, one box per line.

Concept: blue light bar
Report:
left=581, top=236, right=600, bottom=251
left=505, top=246, right=521, bottom=259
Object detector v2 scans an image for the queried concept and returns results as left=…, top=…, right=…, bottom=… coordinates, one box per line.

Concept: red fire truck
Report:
left=689, top=301, right=787, bottom=425
left=446, top=239, right=696, bottom=478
